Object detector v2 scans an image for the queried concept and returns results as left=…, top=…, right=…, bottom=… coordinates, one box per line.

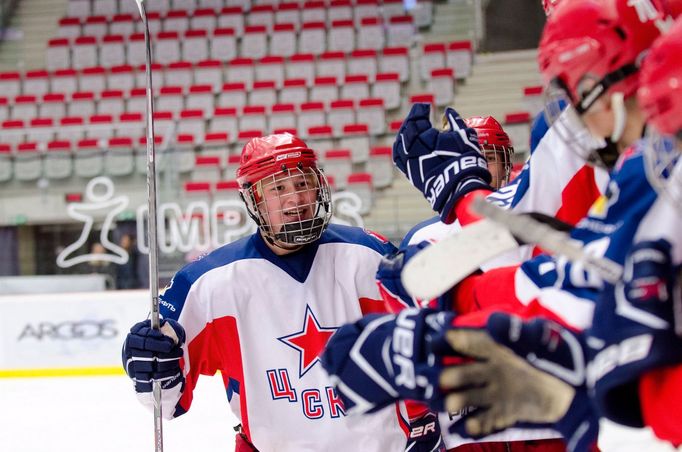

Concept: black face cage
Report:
left=240, top=165, right=333, bottom=247
left=543, top=64, right=639, bottom=170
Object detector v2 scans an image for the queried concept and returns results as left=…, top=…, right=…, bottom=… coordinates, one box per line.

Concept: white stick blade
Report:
left=401, top=219, right=519, bottom=300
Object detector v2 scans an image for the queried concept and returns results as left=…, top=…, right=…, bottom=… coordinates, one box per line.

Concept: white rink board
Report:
left=0, top=290, right=149, bottom=370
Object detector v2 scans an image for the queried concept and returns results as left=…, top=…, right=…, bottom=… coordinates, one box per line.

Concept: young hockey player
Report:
left=122, top=133, right=432, bottom=452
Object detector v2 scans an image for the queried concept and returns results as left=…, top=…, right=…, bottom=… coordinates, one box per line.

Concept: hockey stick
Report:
left=134, top=1, right=163, bottom=451
left=470, top=198, right=623, bottom=284
left=401, top=218, right=520, bottom=300
left=401, top=199, right=624, bottom=301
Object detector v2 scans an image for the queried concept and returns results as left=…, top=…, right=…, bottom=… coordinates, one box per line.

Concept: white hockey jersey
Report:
left=143, top=225, right=408, bottom=452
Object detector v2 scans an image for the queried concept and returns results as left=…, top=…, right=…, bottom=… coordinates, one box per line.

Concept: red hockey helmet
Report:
left=638, top=17, right=682, bottom=210
left=638, top=18, right=682, bottom=136
left=465, top=116, right=514, bottom=187
left=542, top=0, right=561, bottom=16
left=538, top=0, right=667, bottom=114
left=658, top=0, right=682, bottom=18
left=237, top=133, right=332, bottom=247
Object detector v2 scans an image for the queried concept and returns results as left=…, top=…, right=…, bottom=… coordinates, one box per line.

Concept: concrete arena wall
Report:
left=0, top=290, right=149, bottom=376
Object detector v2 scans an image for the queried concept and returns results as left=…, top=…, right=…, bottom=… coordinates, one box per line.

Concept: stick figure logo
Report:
left=56, top=176, right=130, bottom=268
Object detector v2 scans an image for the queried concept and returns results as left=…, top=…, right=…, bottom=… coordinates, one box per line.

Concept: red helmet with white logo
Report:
left=465, top=116, right=514, bottom=187
left=542, top=0, right=561, bottom=16
left=538, top=0, right=667, bottom=114
left=237, top=133, right=318, bottom=186
left=237, top=133, right=332, bottom=247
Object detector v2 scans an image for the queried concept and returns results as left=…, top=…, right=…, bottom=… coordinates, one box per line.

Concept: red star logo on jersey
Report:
left=278, top=305, right=338, bottom=378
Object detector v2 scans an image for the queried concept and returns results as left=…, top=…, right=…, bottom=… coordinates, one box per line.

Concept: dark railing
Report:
left=0, top=0, right=20, bottom=42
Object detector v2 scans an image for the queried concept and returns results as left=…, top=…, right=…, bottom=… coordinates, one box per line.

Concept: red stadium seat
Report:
left=340, top=123, right=370, bottom=163
left=299, top=21, right=326, bottom=55
left=347, top=49, right=378, bottom=80
left=210, top=27, right=238, bottom=62
left=40, top=93, right=67, bottom=119
left=256, top=56, right=285, bottom=88
left=298, top=102, right=326, bottom=138
left=371, top=72, right=400, bottom=110
left=328, top=19, right=355, bottom=53
left=346, top=172, right=374, bottom=214
left=269, top=103, right=297, bottom=134
left=45, top=140, right=73, bottom=181
left=328, top=99, right=356, bottom=137
left=380, top=47, right=409, bottom=82
left=100, top=35, right=126, bottom=67
left=194, top=60, right=223, bottom=92
left=217, top=82, right=247, bottom=110
left=341, top=74, right=371, bottom=103
left=301, top=1, right=326, bottom=25
left=367, top=146, right=394, bottom=188
left=323, top=149, right=352, bottom=189
left=285, top=53, right=315, bottom=86
left=24, top=70, right=50, bottom=97
left=249, top=80, right=277, bottom=108
left=357, top=97, right=386, bottom=135
left=248, top=5, right=275, bottom=32
left=239, top=105, right=268, bottom=134
left=447, top=41, right=474, bottom=79
left=241, top=25, right=268, bottom=60
left=183, top=29, right=209, bottom=63
left=106, top=136, right=135, bottom=176
left=310, top=76, right=338, bottom=105
left=358, top=16, right=384, bottom=51
left=428, top=68, right=456, bottom=106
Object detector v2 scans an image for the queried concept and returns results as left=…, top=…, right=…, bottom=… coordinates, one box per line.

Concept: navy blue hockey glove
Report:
left=437, top=313, right=598, bottom=452
left=406, top=412, right=446, bottom=452
left=587, top=239, right=682, bottom=428
left=393, top=104, right=492, bottom=221
left=377, top=241, right=434, bottom=312
left=122, top=319, right=186, bottom=393
left=321, top=309, right=456, bottom=414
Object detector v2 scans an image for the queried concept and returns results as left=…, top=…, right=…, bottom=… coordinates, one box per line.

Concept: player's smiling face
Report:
left=259, top=168, right=319, bottom=235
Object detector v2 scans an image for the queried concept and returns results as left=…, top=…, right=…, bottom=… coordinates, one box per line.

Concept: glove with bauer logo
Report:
left=392, top=103, right=492, bottom=222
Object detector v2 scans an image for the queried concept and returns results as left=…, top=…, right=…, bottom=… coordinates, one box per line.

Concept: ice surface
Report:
left=1, top=375, right=679, bottom=451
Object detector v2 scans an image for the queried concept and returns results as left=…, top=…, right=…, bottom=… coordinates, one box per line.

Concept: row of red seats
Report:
left=0, top=76, right=403, bottom=119
left=6, top=47, right=416, bottom=96
left=0, top=138, right=390, bottom=202
left=48, top=16, right=414, bottom=69
left=60, top=2, right=411, bottom=36
left=64, top=0, right=409, bottom=26
left=1, top=99, right=389, bottom=143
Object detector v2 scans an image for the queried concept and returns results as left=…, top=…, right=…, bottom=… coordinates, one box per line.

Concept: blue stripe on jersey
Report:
left=400, top=216, right=441, bottom=248
left=159, top=224, right=396, bottom=319
left=520, top=144, right=658, bottom=302
left=530, top=110, right=550, bottom=153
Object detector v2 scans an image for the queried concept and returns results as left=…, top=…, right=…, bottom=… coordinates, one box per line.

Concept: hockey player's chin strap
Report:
left=574, top=63, right=639, bottom=115
left=273, top=217, right=326, bottom=245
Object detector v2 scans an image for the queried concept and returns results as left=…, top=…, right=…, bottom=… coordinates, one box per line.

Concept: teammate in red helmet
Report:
left=121, top=133, right=439, bottom=452
left=465, top=116, right=514, bottom=190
